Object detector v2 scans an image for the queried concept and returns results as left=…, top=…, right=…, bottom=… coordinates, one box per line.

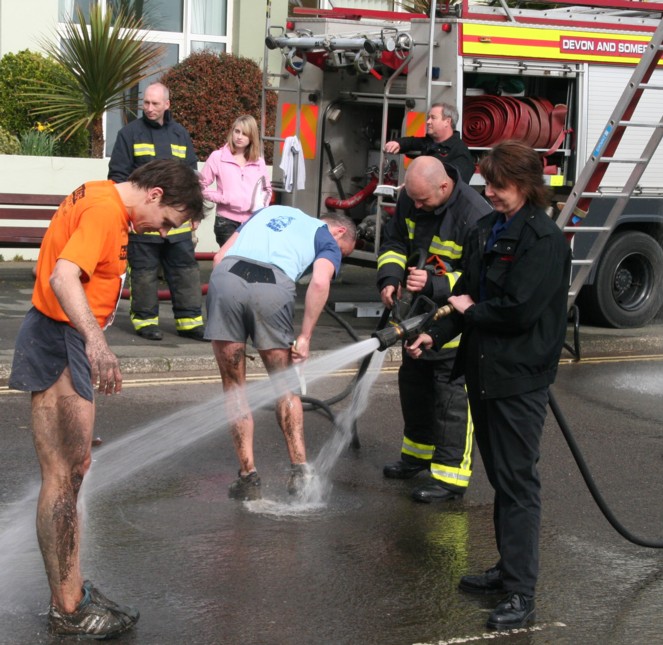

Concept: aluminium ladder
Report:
left=556, top=18, right=663, bottom=311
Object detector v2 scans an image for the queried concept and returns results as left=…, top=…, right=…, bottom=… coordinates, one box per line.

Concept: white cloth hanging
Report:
left=279, top=136, right=306, bottom=192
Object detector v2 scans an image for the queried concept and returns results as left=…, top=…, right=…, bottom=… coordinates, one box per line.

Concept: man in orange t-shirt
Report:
left=9, top=159, right=203, bottom=640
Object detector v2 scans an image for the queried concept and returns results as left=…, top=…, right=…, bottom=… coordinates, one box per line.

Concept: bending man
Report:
left=206, top=206, right=356, bottom=500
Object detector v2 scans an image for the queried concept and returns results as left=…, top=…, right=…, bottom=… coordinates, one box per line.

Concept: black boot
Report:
left=383, top=460, right=427, bottom=479
left=486, top=592, right=535, bottom=630
left=411, top=480, right=463, bottom=504
left=458, top=565, right=504, bottom=594
left=137, top=325, right=163, bottom=341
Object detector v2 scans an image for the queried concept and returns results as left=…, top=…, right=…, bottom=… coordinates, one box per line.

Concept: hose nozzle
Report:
left=371, top=302, right=455, bottom=351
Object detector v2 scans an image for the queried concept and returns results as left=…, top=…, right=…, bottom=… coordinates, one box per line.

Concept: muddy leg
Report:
left=212, top=341, right=255, bottom=474
left=32, top=367, right=94, bottom=613
left=260, top=348, right=306, bottom=465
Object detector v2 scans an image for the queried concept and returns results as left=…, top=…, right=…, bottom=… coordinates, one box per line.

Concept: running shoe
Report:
left=287, top=463, right=309, bottom=497
left=48, top=580, right=139, bottom=639
left=228, top=470, right=262, bottom=500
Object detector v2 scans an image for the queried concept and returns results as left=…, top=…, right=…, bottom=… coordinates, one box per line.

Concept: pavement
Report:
left=2, top=259, right=663, bottom=387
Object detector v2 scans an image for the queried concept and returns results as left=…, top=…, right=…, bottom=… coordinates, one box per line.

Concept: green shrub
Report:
left=0, top=125, right=20, bottom=154
left=20, top=128, right=58, bottom=156
left=159, top=51, right=278, bottom=163
left=0, top=50, right=90, bottom=157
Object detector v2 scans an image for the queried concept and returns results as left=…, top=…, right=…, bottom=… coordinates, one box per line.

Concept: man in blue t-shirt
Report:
left=206, top=206, right=356, bottom=500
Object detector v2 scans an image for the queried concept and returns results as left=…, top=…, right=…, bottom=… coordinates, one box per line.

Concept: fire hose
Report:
left=325, top=160, right=398, bottom=212
left=370, top=299, right=663, bottom=549
left=304, top=250, right=427, bottom=448
left=463, top=96, right=569, bottom=173
left=325, top=175, right=379, bottom=211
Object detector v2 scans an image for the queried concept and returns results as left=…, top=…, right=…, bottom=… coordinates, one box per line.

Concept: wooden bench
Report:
left=0, top=193, right=217, bottom=259
left=0, top=192, right=65, bottom=248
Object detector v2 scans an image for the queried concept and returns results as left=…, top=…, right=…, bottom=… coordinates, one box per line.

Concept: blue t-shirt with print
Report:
left=229, top=205, right=341, bottom=281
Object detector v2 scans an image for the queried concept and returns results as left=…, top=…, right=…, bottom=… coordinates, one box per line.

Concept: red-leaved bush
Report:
left=160, top=50, right=277, bottom=163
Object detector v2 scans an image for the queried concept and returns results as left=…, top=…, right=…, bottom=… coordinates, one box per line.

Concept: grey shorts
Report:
left=205, top=257, right=296, bottom=350
left=9, top=307, right=94, bottom=402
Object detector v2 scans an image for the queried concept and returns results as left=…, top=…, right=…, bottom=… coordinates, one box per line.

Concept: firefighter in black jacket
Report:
left=377, top=156, right=492, bottom=502
left=108, top=82, right=205, bottom=341
left=406, top=141, right=572, bottom=630
left=384, top=102, right=475, bottom=184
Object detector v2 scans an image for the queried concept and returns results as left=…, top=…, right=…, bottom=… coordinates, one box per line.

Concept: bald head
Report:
left=143, top=83, right=170, bottom=125
left=404, top=156, right=453, bottom=212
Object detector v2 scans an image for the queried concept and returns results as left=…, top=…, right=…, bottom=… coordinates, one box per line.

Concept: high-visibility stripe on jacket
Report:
left=376, top=164, right=492, bottom=352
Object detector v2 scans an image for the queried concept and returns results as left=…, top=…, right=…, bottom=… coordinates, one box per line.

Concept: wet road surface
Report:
left=1, top=354, right=663, bottom=645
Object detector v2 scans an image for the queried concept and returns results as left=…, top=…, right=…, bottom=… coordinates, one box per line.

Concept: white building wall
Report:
left=0, top=0, right=55, bottom=56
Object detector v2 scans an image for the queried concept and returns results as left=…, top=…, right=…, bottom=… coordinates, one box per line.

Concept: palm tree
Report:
left=23, top=2, right=163, bottom=157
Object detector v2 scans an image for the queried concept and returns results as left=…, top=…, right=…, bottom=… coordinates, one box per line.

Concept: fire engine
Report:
left=263, top=0, right=663, bottom=328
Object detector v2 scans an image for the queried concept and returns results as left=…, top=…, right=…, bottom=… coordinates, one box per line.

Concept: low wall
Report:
left=0, top=155, right=218, bottom=261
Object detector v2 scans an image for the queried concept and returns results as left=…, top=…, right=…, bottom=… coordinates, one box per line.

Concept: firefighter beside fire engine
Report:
left=406, top=141, right=572, bottom=630
left=377, top=155, right=492, bottom=503
left=384, top=103, right=475, bottom=184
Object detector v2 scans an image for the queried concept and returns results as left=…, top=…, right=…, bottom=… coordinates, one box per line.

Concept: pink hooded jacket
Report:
left=199, top=144, right=272, bottom=224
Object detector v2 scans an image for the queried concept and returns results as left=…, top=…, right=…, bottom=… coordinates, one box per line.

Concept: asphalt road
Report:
left=1, top=349, right=663, bottom=645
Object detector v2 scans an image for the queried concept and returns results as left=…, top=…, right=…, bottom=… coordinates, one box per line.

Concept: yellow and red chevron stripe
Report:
left=462, top=23, right=656, bottom=66
left=405, top=111, right=426, bottom=138
left=402, top=111, right=427, bottom=168
left=280, top=104, right=319, bottom=159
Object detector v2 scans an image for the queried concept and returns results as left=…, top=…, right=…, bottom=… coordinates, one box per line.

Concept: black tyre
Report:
left=580, top=231, right=663, bottom=328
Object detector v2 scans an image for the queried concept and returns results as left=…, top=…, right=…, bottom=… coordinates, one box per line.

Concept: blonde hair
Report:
left=227, top=115, right=261, bottom=162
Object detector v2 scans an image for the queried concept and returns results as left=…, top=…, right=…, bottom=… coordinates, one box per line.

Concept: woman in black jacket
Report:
left=407, top=140, right=571, bottom=631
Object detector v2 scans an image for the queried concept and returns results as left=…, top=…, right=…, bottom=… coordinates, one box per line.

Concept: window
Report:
left=58, top=1, right=230, bottom=59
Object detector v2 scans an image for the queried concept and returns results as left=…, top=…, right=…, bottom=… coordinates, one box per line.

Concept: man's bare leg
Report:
left=260, top=348, right=306, bottom=465
left=212, top=340, right=255, bottom=475
left=31, top=367, right=94, bottom=613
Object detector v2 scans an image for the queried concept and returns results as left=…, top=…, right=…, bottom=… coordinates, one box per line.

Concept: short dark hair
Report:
left=128, top=159, right=204, bottom=222
left=478, top=140, right=550, bottom=208
left=321, top=212, right=357, bottom=245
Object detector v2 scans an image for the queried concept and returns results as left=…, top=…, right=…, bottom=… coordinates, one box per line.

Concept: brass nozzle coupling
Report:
left=433, top=303, right=454, bottom=320
left=372, top=303, right=455, bottom=352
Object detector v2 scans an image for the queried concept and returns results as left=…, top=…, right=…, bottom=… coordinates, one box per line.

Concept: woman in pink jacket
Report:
left=200, top=115, right=272, bottom=246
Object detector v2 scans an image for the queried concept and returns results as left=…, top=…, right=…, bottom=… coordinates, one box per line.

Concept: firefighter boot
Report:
left=486, top=592, right=535, bottom=630
left=383, top=459, right=428, bottom=479
left=130, top=267, right=162, bottom=341
left=411, top=480, right=463, bottom=503
left=458, top=566, right=504, bottom=594
left=165, top=261, right=205, bottom=340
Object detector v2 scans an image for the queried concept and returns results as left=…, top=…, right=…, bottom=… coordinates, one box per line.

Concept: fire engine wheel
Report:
left=580, top=231, right=663, bottom=328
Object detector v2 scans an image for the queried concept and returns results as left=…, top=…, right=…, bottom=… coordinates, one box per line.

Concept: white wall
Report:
left=0, top=0, right=55, bottom=56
